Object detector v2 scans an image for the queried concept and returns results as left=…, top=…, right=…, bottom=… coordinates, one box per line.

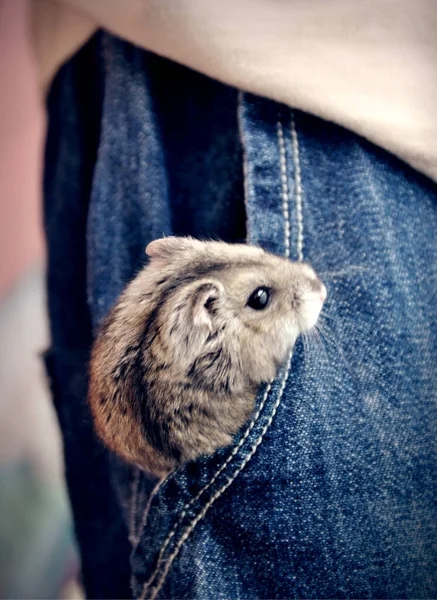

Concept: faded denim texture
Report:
left=44, top=34, right=437, bottom=599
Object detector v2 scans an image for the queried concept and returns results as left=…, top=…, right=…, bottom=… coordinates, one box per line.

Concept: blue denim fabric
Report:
left=44, top=33, right=437, bottom=599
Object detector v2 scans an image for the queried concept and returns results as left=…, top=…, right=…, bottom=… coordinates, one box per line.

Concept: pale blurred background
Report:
left=0, top=1, right=80, bottom=597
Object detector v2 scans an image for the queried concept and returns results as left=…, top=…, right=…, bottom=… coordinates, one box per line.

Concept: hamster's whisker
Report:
left=308, top=327, right=321, bottom=347
left=317, top=265, right=375, bottom=280
left=307, top=246, right=369, bottom=268
left=319, top=310, right=335, bottom=321
left=313, top=320, right=332, bottom=347
left=302, top=330, right=320, bottom=367
left=301, top=331, right=309, bottom=366
left=307, top=326, right=329, bottom=363
left=314, top=320, right=355, bottom=378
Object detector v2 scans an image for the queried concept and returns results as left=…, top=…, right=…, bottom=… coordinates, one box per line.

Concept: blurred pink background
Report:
left=0, top=2, right=80, bottom=597
left=0, top=0, right=44, bottom=298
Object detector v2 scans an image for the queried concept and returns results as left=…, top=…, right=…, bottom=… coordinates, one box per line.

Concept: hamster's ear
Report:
left=191, top=281, right=224, bottom=329
left=146, top=236, right=198, bottom=260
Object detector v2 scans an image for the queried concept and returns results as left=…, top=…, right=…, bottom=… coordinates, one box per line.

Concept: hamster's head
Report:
left=145, top=237, right=326, bottom=389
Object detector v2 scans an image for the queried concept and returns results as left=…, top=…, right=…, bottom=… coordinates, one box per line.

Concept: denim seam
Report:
left=138, top=382, right=272, bottom=597
left=131, top=476, right=167, bottom=548
left=277, top=118, right=291, bottom=258
left=290, top=110, right=304, bottom=261
left=129, top=468, right=141, bottom=545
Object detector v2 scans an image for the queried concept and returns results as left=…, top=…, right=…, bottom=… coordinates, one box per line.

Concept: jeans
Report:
left=44, top=33, right=437, bottom=599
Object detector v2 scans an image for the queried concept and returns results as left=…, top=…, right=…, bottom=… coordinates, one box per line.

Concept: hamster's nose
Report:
left=296, top=275, right=327, bottom=332
left=308, top=275, right=327, bottom=304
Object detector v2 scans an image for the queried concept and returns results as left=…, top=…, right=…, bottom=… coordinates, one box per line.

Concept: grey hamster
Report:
left=88, top=237, right=326, bottom=477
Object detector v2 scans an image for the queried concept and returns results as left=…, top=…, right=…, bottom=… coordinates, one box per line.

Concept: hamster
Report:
left=88, top=237, right=326, bottom=477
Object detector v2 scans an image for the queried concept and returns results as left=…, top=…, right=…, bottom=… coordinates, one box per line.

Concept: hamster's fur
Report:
left=88, top=237, right=326, bottom=476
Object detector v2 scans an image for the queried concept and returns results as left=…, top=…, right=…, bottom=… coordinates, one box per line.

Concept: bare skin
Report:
left=31, top=1, right=97, bottom=94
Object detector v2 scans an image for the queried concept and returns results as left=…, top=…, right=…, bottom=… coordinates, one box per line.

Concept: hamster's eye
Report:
left=247, top=287, right=271, bottom=310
